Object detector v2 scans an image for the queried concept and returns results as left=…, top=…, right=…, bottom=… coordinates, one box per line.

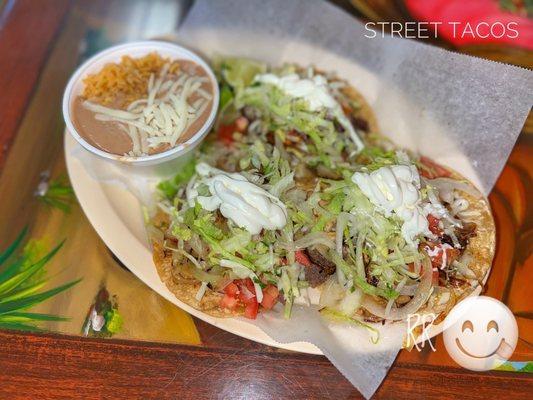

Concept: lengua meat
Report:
left=304, top=247, right=336, bottom=287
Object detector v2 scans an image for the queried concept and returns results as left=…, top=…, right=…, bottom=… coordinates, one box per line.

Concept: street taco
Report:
left=149, top=58, right=495, bottom=330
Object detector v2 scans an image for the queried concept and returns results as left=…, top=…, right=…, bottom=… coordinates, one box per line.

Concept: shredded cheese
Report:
left=83, top=63, right=212, bottom=156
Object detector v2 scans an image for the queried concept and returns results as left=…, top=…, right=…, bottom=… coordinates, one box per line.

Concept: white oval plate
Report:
left=65, top=132, right=487, bottom=353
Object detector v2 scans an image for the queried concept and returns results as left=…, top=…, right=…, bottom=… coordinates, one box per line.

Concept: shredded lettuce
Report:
left=280, top=264, right=301, bottom=319
left=193, top=213, right=225, bottom=241
left=157, top=158, right=196, bottom=199
left=171, top=224, right=192, bottom=241
left=220, top=229, right=251, bottom=254
left=356, top=146, right=398, bottom=172
left=219, top=57, right=267, bottom=91
left=320, top=308, right=379, bottom=343
left=151, top=59, right=444, bottom=323
left=219, top=84, right=233, bottom=111
left=330, top=250, right=399, bottom=300
left=235, top=81, right=352, bottom=164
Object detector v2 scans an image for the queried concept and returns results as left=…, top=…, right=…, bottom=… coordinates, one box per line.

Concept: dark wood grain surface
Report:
left=1, top=329, right=531, bottom=400
left=0, top=1, right=531, bottom=399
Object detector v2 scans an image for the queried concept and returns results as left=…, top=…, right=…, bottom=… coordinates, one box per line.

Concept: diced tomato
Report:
left=217, top=117, right=249, bottom=145
left=235, top=116, right=249, bottom=132
left=234, top=278, right=259, bottom=319
left=242, top=278, right=256, bottom=293
left=434, top=257, right=445, bottom=270
left=220, top=294, right=239, bottom=310
left=223, top=282, right=239, bottom=296
left=217, top=123, right=237, bottom=145
left=235, top=278, right=257, bottom=304
left=430, top=250, right=443, bottom=268
left=265, top=284, right=279, bottom=297
left=238, top=285, right=255, bottom=303
left=424, top=243, right=461, bottom=271
left=244, top=299, right=259, bottom=319
left=221, top=278, right=260, bottom=318
left=419, top=156, right=451, bottom=179
left=260, top=285, right=279, bottom=310
left=427, top=214, right=443, bottom=236
left=295, top=250, right=312, bottom=267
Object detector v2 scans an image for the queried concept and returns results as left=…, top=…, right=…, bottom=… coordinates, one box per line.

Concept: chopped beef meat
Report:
left=306, top=247, right=335, bottom=269
left=439, top=270, right=469, bottom=288
left=294, top=163, right=315, bottom=181
left=316, top=164, right=342, bottom=179
left=350, top=115, right=369, bottom=132
left=365, top=263, right=379, bottom=287
left=288, top=129, right=308, bottom=144
left=342, top=245, right=349, bottom=259
left=441, top=235, right=453, bottom=247
left=455, top=222, right=477, bottom=248
left=214, top=210, right=227, bottom=226
left=265, top=131, right=275, bottom=145
left=442, top=222, right=477, bottom=250
left=303, top=247, right=336, bottom=287
left=362, top=308, right=384, bottom=323
left=333, top=119, right=345, bottom=133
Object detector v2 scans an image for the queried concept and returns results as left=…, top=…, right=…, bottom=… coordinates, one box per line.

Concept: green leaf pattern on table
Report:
left=0, top=228, right=80, bottom=331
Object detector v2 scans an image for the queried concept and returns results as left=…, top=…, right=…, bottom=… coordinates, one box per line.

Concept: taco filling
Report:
left=150, top=58, right=494, bottom=327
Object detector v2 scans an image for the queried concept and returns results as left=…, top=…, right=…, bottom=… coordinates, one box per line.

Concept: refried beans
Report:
left=72, top=59, right=214, bottom=156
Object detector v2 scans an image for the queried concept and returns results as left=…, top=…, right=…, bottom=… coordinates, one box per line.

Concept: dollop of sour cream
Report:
left=255, top=73, right=337, bottom=111
left=187, top=163, right=287, bottom=235
left=352, top=165, right=431, bottom=246
left=254, top=73, right=364, bottom=151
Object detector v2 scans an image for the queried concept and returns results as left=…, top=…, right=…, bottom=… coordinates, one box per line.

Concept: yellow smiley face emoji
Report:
left=443, top=296, right=518, bottom=371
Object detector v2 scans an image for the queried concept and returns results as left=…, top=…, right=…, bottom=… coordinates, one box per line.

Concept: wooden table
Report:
left=0, top=1, right=531, bottom=398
